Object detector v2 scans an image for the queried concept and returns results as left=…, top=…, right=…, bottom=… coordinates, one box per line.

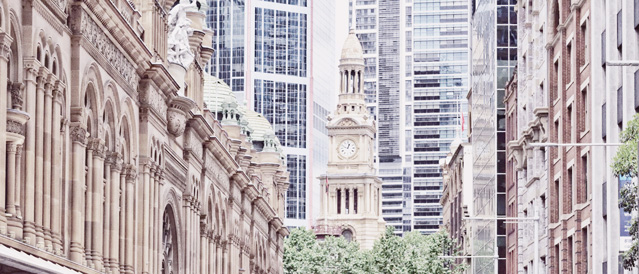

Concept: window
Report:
left=583, top=227, right=589, bottom=273
left=567, top=41, right=574, bottom=84
left=567, top=105, right=573, bottom=143
left=568, top=236, right=574, bottom=273
left=554, top=60, right=560, bottom=100
left=568, top=167, right=573, bottom=212
left=618, top=86, right=623, bottom=126
left=582, top=155, right=589, bottom=203
left=617, top=10, right=623, bottom=49
left=581, top=20, right=589, bottom=66
left=337, top=189, right=341, bottom=214
left=602, top=103, right=607, bottom=139
left=602, top=182, right=607, bottom=218
left=601, top=30, right=606, bottom=67
left=581, top=86, right=589, bottom=132
left=553, top=179, right=560, bottom=223
left=635, top=0, right=639, bottom=29
left=635, top=70, right=639, bottom=112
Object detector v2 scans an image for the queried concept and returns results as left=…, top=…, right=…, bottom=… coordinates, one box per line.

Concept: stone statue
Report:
left=167, top=0, right=204, bottom=68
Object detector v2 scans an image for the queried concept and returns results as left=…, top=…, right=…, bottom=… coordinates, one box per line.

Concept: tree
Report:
left=613, top=113, right=639, bottom=270
left=283, top=226, right=466, bottom=274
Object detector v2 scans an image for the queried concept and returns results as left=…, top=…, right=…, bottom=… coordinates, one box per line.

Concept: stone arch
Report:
left=119, top=115, right=133, bottom=164
left=161, top=204, right=179, bottom=274
left=162, top=188, right=184, bottom=274
left=7, top=10, right=21, bottom=82
left=78, top=63, right=105, bottom=115
left=103, top=100, right=118, bottom=151
left=0, top=0, right=5, bottom=30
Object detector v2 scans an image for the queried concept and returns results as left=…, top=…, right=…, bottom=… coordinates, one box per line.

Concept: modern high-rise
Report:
left=348, top=0, right=470, bottom=235
left=469, top=0, right=517, bottom=273
left=205, top=0, right=336, bottom=228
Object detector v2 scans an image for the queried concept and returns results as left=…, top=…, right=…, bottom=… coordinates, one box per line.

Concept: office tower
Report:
left=591, top=0, right=639, bottom=272
left=469, top=0, right=517, bottom=272
left=206, top=0, right=336, bottom=228
left=349, top=0, right=470, bottom=235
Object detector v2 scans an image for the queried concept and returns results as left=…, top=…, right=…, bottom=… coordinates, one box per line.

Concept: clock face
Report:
left=339, top=139, right=357, bottom=158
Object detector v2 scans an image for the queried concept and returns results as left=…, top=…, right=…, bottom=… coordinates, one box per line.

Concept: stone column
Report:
left=217, top=239, right=224, bottom=274
left=7, top=144, right=23, bottom=239
left=142, top=164, right=151, bottom=274
left=69, top=125, right=87, bottom=263
left=0, top=33, right=13, bottom=235
left=51, top=88, right=63, bottom=254
left=124, top=167, right=136, bottom=273
left=209, top=235, right=215, bottom=274
left=92, top=139, right=106, bottom=270
left=119, top=168, right=127, bottom=274
left=85, top=142, right=94, bottom=265
left=5, top=143, right=18, bottom=231
left=365, top=184, right=371, bottom=214
left=43, top=82, right=53, bottom=251
left=103, top=157, right=112, bottom=270
left=34, top=75, right=45, bottom=248
left=110, top=154, right=122, bottom=273
left=22, top=67, right=38, bottom=244
left=200, top=225, right=208, bottom=274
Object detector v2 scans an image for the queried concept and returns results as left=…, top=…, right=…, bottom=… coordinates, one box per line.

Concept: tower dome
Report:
left=340, top=29, right=364, bottom=62
left=338, top=29, right=365, bottom=95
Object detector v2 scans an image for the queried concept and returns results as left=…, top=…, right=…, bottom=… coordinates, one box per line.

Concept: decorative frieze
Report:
left=139, top=83, right=168, bottom=119
left=76, top=8, right=139, bottom=88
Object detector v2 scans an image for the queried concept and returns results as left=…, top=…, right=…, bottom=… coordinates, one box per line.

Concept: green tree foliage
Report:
left=283, top=226, right=466, bottom=274
left=614, top=113, right=639, bottom=270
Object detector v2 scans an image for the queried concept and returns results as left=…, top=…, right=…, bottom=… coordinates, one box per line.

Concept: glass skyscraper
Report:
left=470, top=0, right=516, bottom=273
left=206, top=0, right=335, bottom=228
left=349, top=0, right=469, bottom=236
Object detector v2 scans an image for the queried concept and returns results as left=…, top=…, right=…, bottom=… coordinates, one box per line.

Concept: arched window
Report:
left=162, top=206, right=178, bottom=274
left=342, top=229, right=353, bottom=242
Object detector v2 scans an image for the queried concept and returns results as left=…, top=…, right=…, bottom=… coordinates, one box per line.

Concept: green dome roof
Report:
left=203, top=74, right=236, bottom=114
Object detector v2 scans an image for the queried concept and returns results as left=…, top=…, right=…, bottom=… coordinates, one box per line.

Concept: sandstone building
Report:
left=0, top=0, right=289, bottom=273
left=315, top=31, right=385, bottom=250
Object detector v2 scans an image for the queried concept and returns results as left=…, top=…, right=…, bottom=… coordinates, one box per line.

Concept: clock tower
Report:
left=315, top=30, right=385, bottom=250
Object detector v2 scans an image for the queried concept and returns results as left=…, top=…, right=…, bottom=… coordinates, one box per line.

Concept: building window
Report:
left=602, top=182, right=607, bottom=218
left=568, top=167, right=573, bottom=212
left=582, top=154, right=589, bottom=203
left=601, top=30, right=606, bottom=67
left=583, top=226, right=589, bottom=273
left=581, top=86, right=589, bottom=132
left=617, top=86, right=623, bottom=126
left=553, top=60, right=560, bottom=101
left=602, top=103, right=607, bottom=140
left=617, top=10, right=623, bottom=49
left=567, top=41, right=574, bottom=84
left=567, top=105, right=574, bottom=143
left=635, top=70, right=639, bottom=112
left=553, top=179, right=560, bottom=223
left=635, top=0, right=639, bottom=29
left=569, top=236, right=574, bottom=273
left=581, top=19, right=589, bottom=67
left=337, top=189, right=342, bottom=214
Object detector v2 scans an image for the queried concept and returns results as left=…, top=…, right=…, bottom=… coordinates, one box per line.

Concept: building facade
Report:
left=348, top=0, right=470, bottom=236
left=469, top=0, right=517, bottom=272
left=544, top=0, right=592, bottom=273
left=591, top=0, right=639, bottom=273
left=205, top=0, right=336, bottom=228
left=502, top=0, right=551, bottom=273
left=315, top=31, right=386, bottom=250
left=0, top=0, right=289, bottom=273
left=441, top=140, right=473, bottom=272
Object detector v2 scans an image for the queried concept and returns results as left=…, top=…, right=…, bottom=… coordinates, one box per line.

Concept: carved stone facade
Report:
left=0, top=0, right=288, bottom=273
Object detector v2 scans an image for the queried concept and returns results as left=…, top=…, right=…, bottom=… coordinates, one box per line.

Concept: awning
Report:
left=0, top=244, right=83, bottom=274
